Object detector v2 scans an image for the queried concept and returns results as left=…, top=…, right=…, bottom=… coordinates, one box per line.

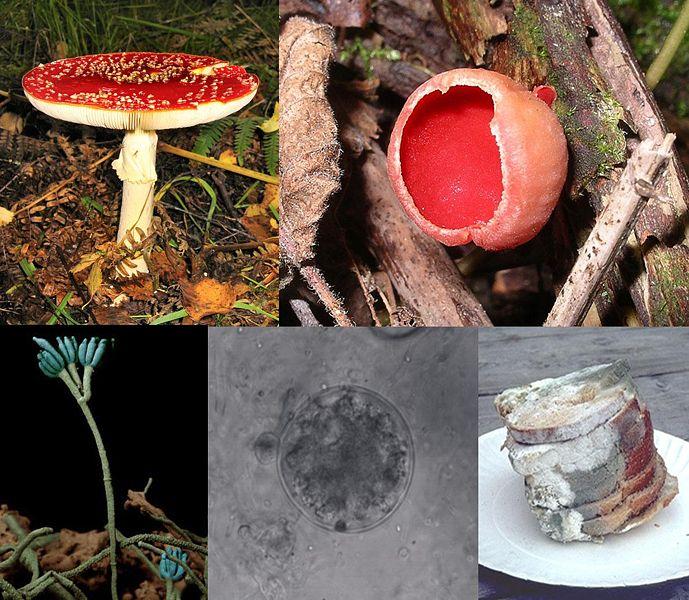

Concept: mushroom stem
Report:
left=112, top=129, right=158, bottom=276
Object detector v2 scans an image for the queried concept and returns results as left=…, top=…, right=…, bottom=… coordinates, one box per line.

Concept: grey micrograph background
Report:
left=208, top=328, right=477, bottom=600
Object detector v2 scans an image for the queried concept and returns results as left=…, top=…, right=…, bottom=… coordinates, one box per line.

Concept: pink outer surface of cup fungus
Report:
left=387, top=69, right=568, bottom=251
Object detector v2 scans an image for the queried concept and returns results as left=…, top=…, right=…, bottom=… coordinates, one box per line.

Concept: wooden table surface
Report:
left=478, top=328, right=689, bottom=600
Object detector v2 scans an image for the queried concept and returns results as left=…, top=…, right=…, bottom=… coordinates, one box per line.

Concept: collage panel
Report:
left=3, top=0, right=689, bottom=597
left=0, top=0, right=277, bottom=326
left=0, top=326, right=208, bottom=599
left=279, top=0, right=689, bottom=328
left=208, top=328, right=477, bottom=599
left=478, top=328, right=689, bottom=599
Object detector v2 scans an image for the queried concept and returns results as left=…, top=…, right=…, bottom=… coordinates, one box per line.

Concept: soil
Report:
left=0, top=116, right=277, bottom=325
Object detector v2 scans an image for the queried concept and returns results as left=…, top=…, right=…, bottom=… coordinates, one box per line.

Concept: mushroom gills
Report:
left=399, top=86, right=503, bottom=230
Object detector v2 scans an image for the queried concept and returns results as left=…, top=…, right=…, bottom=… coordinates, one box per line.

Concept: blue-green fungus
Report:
left=78, top=337, right=108, bottom=368
left=159, top=546, right=188, bottom=582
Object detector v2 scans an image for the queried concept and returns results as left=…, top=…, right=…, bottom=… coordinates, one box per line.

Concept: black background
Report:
left=0, top=326, right=207, bottom=536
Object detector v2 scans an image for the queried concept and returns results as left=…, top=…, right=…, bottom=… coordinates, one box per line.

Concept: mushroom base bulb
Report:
left=387, top=68, right=569, bottom=251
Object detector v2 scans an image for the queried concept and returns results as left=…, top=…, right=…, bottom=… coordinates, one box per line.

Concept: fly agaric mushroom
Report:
left=22, top=52, right=259, bottom=275
left=387, top=69, right=568, bottom=251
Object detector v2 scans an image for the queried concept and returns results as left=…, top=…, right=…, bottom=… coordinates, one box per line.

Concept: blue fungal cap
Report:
left=159, top=546, right=188, bottom=582
left=34, top=338, right=65, bottom=377
left=56, top=336, right=78, bottom=364
left=77, top=337, right=108, bottom=367
left=37, top=350, right=64, bottom=377
left=35, top=336, right=109, bottom=375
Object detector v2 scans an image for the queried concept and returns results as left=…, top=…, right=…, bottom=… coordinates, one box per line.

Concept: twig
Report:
left=359, top=144, right=491, bottom=327
left=0, top=90, right=29, bottom=103
left=350, top=260, right=383, bottom=326
left=12, top=173, right=77, bottom=214
left=646, top=0, right=689, bottom=89
left=203, top=238, right=278, bottom=254
left=289, top=298, right=322, bottom=326
left=11, top=148, right=117, bottom=214
left=545, top=134, right=675, bottom=327
left=209, top=171, right=241, bottom=218
left=158, top=142, right=279, bottom=185
left=300, top=264, right=353, bottom=326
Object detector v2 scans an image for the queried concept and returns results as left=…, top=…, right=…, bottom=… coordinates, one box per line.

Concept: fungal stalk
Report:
left=34, top=336, right=117, bottom=600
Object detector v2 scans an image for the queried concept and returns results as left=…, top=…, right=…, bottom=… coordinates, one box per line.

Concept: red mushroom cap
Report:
left=22, top=52, right=259, bottom=130
left=387, top=69, right=568, bottom=251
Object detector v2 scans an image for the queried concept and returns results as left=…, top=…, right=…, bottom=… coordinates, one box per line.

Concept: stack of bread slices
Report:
left=494, top=360, right=678, bottom=542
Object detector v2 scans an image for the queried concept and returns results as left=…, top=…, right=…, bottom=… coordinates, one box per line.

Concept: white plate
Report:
left=479, top=427, right=689, bottom=587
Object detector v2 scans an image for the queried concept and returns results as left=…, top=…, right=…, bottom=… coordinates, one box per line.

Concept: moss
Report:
left=511, top=2, right=550, bottom=61
left=648, top=246, right=689, bottom=325
left=591, top=90, right=627, bottom=174
left=339, top=37, right=401, bottom=78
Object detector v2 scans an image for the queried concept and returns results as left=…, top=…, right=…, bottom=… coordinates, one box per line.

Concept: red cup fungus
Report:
left=387, top=69, right=568, bottom=251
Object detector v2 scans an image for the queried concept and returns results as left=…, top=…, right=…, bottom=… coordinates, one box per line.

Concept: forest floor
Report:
left=0, top=0, right=278, bottom=325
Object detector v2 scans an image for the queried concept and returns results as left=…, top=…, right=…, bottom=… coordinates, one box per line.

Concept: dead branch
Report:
left=157, top=142, right=278, bottom=185
left=359, top=143, right=492, bottom=326
left=546, top=134, right=675, bottom=326
left=280, top=16, right=353, bottom=326
left=584, top=0, right=689, bottom=325
left=288, top=297, right=323, bottom=326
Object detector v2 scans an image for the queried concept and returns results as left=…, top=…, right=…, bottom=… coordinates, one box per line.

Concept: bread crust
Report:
left=495, top=361, right=638, bottom=444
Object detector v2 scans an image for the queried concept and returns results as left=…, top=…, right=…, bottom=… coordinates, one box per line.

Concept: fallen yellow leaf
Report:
left=264, top=183, right=279, bottom=210
left=85, top=261, right=102, bottom=297
left=180, top=277, right=250, bottom=321
left=71, top=251, right=102, bottom=273
left=244, top=204, right=266, bottom=218
left=259, top=102, right=279, bottom=133
left=0, top=207, right=14, bottom=226
left=218, top=148, right=238, bottom=165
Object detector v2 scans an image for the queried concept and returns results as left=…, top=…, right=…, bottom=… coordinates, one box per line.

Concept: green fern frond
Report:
left=192, top=116, right=235, bottom=157
left=234, top=117, right=261, bottom=166
left=262, top=131, right=279, bottom=176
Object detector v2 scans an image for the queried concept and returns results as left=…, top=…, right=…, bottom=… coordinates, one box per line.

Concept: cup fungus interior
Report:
left=399, top=85, right=503, bottom=230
